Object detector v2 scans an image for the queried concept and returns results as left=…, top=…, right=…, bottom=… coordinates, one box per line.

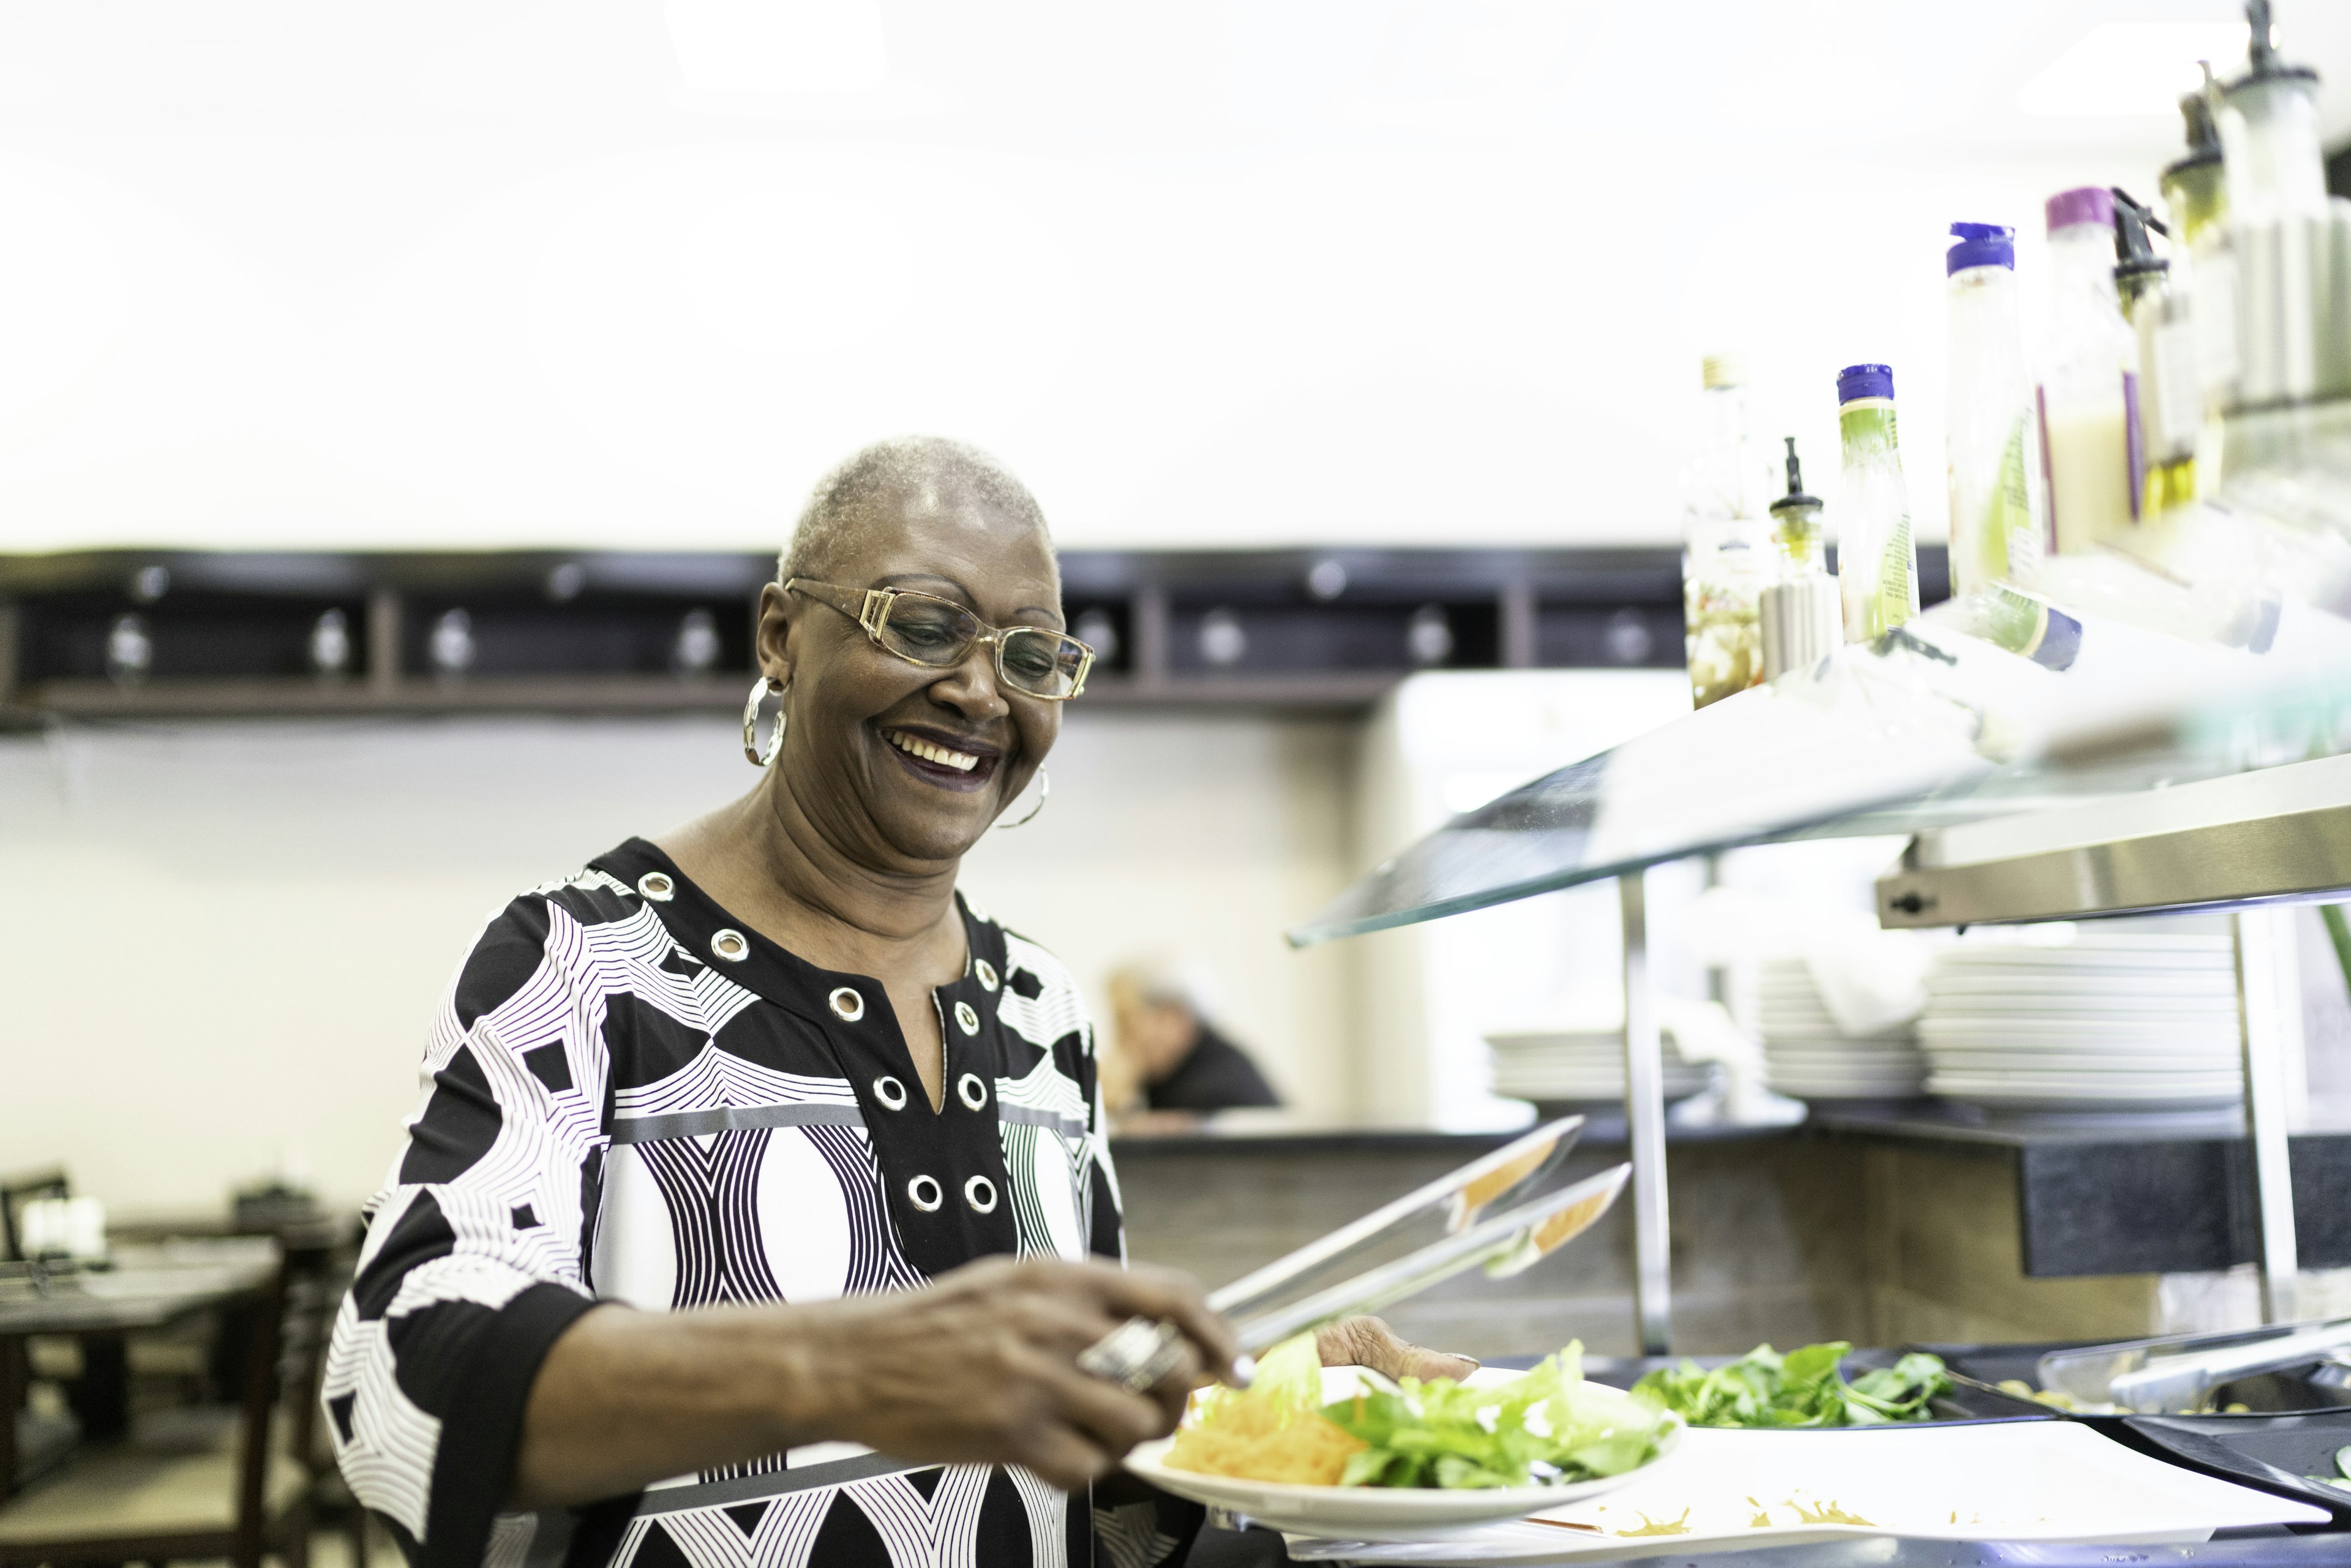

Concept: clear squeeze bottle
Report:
left=1944, top=222, right=2041, bottom=596
left=2036, top=187, right=2142, bottom=553
left=1832, top=363, right=1919, bottom=642
left=1681, top=353, right=1771, bottom=707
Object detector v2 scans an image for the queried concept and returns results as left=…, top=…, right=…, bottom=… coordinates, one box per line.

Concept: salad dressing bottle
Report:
left=1681, top=354, right=1772, bottom=707
left=1944, top=222, right=2042, bottom=596
left=2036, top=187, right=2142, bottom=553
left=1832, top=364, right=1919, bottom=642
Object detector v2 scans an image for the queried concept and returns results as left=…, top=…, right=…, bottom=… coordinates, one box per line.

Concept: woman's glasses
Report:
left=786, top=579, right=1095, bottom=700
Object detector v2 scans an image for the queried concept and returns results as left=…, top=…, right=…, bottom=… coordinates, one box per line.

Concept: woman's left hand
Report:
left=1316, top=1316, right=1478, bottom=1382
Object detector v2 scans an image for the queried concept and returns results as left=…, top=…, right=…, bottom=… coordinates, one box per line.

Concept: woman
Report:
left=325, top=438, right=1463, bottom=1568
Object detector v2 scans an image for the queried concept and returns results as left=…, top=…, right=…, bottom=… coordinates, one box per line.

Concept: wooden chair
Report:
left=0, top=1174, right=69, bottom=1265
left=0, top=1237, right=334, bottom=1568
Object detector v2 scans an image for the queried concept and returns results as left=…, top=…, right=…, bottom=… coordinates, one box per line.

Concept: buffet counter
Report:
left=1112, top=1111, right=2351, bottom=1360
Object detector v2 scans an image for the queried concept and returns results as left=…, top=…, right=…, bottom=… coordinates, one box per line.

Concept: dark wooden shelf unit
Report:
left=0, top=545, right=1951, bottom=722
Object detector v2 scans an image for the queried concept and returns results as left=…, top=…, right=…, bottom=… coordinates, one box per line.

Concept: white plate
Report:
left=1763, top=1046, right=1926, bottom=1063
left=1920, top=1016, right=2236, bottom=1041
left=1919, top=1036, right=2238, bottom=1058
left=1124, top=1368, right=1685, bottom=1542
left=1930, top=1068, right=2243, bottom=1089
left=1938, top=948, right=2234, bottom=971
left=1931, top=1082, right=2241, bottom=1111
left=1275, top=1421, right=2324, bottom=1562
left=1927, top=971, right=2238, bottom=995
left=1925, top=1051, right=2238, bottom=1074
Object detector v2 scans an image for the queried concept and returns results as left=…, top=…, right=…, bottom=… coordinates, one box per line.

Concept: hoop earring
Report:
left=996, top=767, right=1049, bottom=829
left=741, top=676, right=787, bottom=768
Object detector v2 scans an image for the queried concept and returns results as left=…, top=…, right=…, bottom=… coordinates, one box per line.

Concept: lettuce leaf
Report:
left=1629, top=1342, right=1949, bottom=1428
left=1317, top=1341, right=1667, bottom=1490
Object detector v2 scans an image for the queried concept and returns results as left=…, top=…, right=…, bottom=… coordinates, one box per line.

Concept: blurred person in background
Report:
left=1103, top=956, right=1282, bottom=1133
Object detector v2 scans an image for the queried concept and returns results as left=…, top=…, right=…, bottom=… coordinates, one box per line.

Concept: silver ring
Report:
left=710, top=928, right=749, bottom=962
left=829, top=987, right=865, bottom=1022
left=964, top=1175, right=998, bottom=1213
left=975, top=959, right=1000, bottom=992
left=1078, top=1317, right=1188, bottom=1392
left=907, top=1175, right=943, bottom=1213
left=956, top=1073, right=988, bottom=1111
left=637, top=872, right=675, bottom=902
left=874, top=1075, right=908, bottom=1111
left=954, top=1000, right=980, bottom=1036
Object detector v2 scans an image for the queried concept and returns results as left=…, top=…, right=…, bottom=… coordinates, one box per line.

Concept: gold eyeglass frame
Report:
left=785, top=577, right=1095, bottom=700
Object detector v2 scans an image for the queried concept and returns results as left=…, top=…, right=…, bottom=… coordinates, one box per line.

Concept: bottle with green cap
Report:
left=1832, top=363, right=1918, bottom=642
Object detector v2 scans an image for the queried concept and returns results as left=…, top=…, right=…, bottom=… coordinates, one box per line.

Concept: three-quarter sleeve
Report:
left=322, top=885, right=615, bottom=1568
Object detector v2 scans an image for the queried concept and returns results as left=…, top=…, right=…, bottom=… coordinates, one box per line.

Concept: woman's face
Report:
left=756, top=489, right=1064, bottom=868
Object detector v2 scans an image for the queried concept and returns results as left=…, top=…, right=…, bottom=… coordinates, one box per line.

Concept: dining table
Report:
left=0, top=1236, right=279, bottom=1497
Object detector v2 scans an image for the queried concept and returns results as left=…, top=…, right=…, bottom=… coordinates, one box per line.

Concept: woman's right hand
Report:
left=795, top=1255, right=1238, bottom=1490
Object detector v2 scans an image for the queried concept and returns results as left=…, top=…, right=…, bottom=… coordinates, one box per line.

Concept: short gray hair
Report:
left=779, top=435, right=1051, bottom=585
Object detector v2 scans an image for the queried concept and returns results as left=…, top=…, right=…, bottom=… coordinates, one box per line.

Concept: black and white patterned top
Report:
left=324, top=838, right=1193, bottom=1568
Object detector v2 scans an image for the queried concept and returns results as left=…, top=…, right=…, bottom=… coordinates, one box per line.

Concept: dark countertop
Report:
left=1109, top=1106, right=2351, bottom=1280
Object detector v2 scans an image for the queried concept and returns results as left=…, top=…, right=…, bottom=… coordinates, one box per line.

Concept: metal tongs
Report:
left=2039, top=1318, right=2351, bottom=1413
left=1079, top=1117, right=1627, bottom=1390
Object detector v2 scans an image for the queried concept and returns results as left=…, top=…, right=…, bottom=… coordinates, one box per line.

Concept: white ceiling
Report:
left=2, top=0, right=2347, bottom=553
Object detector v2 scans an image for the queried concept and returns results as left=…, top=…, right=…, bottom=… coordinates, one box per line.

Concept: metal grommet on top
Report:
left=954, top=1000, right=980, bottom=1036
left=964, top=1175, right=998, bottom=1214
left=975, top=959, right=1000, bottom=992
left=907, top=1175, right=943, bottom=1213
left=956, top=1073, right=988, bottom=1111
left=829, top=987, right=865, bottom=1022
left=710, top=928, right=749, bottom=962
left=637, top=872, right=675, bottom=902
left=873, top=1075, right=909, bottom=1111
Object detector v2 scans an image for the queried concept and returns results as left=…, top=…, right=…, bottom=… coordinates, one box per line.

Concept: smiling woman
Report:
left=317, top=437, right=1231, bottom=1568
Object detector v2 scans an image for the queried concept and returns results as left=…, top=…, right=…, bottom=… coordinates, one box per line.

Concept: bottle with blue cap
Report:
left=1832, top=363, right=1918, bottom=642
left=1944, top=222, right=2042, bottom=596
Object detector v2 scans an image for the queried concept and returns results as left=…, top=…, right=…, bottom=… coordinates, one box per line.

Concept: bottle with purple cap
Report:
left=1945, top=222, right=2041, bottom=596
left=2035, top=186, right=2140, bottom=553
left=1833, top=363, right=1918, bottom=643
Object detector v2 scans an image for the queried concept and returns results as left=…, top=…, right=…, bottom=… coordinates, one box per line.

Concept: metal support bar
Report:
left=2236, top=909, right=2300, bottom=1322
left=1620, top=871, right=1671, bottom=1356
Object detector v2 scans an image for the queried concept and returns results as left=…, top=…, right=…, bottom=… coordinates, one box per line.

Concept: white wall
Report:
left=0, top=708, right=1362, bottom=1216
left=4, top=3, right=2347, bottom=555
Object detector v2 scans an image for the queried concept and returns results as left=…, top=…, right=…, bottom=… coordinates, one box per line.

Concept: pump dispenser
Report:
left=1759, top=438, right=1839, bottom=679
left=2112, top=189, right=2201, bottom=517
left=1768, top=437, right=1824, bottom=571
left=2162, top=67, right=2227, bottom=247
left=2218, top=0, right=2326, bottom=227
left=2038, top=187, right=2142, bottom=552
left=2214, top=0, right=2349, bottom=416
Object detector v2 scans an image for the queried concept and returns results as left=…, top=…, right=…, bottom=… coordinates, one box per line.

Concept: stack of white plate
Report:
left=1920, top=931, right=2244, bottom=1112
left=1485, top=1028, right=1711, bottom=1109
left=1758, top=959, right=1927, bottom=1100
